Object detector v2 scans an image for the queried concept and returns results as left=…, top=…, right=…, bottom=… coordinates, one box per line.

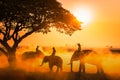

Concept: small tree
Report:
left=0, top=0, right=81, bottom=67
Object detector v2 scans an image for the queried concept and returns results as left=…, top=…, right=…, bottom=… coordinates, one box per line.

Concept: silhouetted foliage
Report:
left=0, top=0, right=81, bottom=67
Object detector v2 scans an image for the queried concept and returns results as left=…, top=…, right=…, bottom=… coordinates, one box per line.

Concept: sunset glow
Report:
left=1, top=0, right=120, bottom=79
left=73, top=7, right=92, bottom=27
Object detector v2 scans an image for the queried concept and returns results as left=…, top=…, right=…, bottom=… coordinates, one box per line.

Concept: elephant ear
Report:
left=44, top=56, right=49, bottom=62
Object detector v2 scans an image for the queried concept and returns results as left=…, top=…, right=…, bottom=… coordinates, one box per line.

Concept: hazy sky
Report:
left=21, top=0, right=120, bottom=48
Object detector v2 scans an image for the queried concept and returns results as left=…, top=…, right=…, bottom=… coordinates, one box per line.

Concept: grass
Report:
left=0, top=68, right=119, bottom=80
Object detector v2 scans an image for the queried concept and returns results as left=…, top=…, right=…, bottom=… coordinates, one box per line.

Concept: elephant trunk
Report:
left=40, top=61, right=44, bottom=66
left=40, top=56, right=48, bottom=66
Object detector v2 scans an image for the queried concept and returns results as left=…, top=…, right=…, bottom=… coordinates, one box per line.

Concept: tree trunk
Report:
left=7, top=50, right=16, bottom=69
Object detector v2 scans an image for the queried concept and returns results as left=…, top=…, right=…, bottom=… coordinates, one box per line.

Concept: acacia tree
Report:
left=0, top=0, right=81, bottom=67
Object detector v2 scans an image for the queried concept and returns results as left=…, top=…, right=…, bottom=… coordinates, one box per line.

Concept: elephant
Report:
left=70, top=49, right=104, bottom=74
left=40, top=55, right=63, bottom=72
left=22, top=50, right=44, bottom=60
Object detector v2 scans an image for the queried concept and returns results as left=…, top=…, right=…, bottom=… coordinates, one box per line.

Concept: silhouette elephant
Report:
left=70, top=49, right=104, bottom=74
left=22, top=46, right=44, bottom=60
left=22, top=49, right=44, bottom=60
left=40, top=55, right=63, bottom=72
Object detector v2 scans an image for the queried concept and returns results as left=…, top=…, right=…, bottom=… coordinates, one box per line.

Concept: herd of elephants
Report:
left=22, top=43, right=107, bottom=74
left=22, top=43, right=120, bottom=74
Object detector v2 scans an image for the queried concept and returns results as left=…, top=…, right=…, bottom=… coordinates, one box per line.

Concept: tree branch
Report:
left=0, top=29, right=5, bottom=36
left=3, top=21, right=8, bottom=41
left=7, top=22, right=22, bottom=41
left=3, top=19, right=13, bottom=41
left=0, top=48, right=8, bottom=57
left=10, top=23, right=28, bottom=41
left=18, top=30, right=34, bottom=43
left=0, top=39, right=11, bottom=51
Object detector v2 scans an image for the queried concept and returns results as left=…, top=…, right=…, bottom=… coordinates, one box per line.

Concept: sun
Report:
left=73, top=7, right=92, bottom=27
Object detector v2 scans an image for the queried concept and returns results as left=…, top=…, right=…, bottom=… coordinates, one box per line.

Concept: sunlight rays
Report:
left=72, top=7, right=93, bottom=28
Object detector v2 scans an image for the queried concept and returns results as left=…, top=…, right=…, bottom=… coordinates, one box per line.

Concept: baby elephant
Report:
left=40, top=56, right=63, bottom=72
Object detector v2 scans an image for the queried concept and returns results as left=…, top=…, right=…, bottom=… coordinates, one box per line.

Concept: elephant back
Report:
left=22, top=51, right=44, bottom=60
left=50, top=56, right=63, bottom=66
left=71, top=50, right=80, bottom=61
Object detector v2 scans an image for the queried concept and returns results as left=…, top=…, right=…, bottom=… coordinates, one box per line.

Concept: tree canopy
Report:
left=0, top=0, right=81, bottom=56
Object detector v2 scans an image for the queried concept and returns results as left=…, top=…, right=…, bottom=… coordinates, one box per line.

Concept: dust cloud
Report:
left=0, top=46, right=120, bottom=77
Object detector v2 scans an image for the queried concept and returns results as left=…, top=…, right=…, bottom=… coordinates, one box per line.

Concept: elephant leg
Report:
left=99, top=64, right=104, bottom=74
left=100, top=68, right=104, bottom=74
left=97, top=64, right=103, bottom=74
left=98, top=66, right=104, bottom=74
left=60, top=65, right=62, bottom=72
left=82, top=63, right=85, bottom=74
left=56, top=66, right=59, bottom=72
left=97, top=68, right=100, bottom=74
left=79, top=62, right=85, bottom=74
left=71, top=62, right=73, bottom=72
left=79, top=63, right=82, bottom=73
left=49, top=64, right=53, bottom=72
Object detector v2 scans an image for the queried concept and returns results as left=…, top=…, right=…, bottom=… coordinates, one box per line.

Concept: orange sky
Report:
left=21, top=0, right=120, bottom=48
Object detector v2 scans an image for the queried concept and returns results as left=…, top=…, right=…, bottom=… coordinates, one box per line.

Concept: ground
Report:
left=0, top=68, right=119, bottom=80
